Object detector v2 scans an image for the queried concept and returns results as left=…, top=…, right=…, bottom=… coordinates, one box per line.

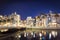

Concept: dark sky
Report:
left=0, top=0, right=60, bottom=19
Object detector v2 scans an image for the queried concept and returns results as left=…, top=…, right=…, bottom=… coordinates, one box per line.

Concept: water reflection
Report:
left=15, top=31, right=58, bottom=40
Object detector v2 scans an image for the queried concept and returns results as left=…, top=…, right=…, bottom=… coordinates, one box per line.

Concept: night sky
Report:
left=0, top=0, right=60, bottom=19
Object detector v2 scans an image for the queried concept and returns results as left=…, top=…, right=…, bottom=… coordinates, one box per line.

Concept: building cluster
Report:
left=0, top=11, right=60, bottom=28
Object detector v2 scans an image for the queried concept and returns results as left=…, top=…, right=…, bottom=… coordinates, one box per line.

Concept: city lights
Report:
left=0, top=11, right=60, bottom=29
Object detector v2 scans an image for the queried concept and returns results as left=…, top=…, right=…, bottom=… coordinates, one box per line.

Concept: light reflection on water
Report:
left=0, top=29, right=60, bottom=40
left=15, top=29, right=60, bottom=40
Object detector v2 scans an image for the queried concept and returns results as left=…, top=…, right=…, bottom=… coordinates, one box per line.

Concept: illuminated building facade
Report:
left=26, top=16, right=34, bottom=27
left=35, top=16, right=40, bottom=27
left=10, top=12, right=21, bottom=25
left=0, top=11, right=60, bottom=28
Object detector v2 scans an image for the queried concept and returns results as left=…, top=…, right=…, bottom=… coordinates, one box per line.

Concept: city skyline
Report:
left=0, top=11, right=60, bottom=20
left=0, top=0, right=60, bottom=40
left=0, top=12, right=60, bottom=29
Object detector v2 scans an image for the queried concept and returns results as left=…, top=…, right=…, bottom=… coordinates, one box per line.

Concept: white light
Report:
left=27, top=33, right=28, bottom=36
left=49, top=33, right=52, bottom=39
left=27, top=16, right=32, bottom=20
left=51, top=31, right=57, bottom=38
left=55, top=32, right=58, bottom=36
left=18, top=35, right=21, bottom=38
left=0, top=15, right=3, bottom=17
left=39, top=33, right=42, bottom=37
left=31, top=32, right=33, bottom=35
left=24, top=33, right=27, bottom=37
left=4, top=29, right=8, bottom=31
left=0, top=29, right=8, bottom=32
left=49, top=17, right=51, bottom=20
left=33, top=34, right=35, bottom=37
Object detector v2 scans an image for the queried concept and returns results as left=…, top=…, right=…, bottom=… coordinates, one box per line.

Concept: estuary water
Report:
left=0, top=29, right=60, bottom=40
